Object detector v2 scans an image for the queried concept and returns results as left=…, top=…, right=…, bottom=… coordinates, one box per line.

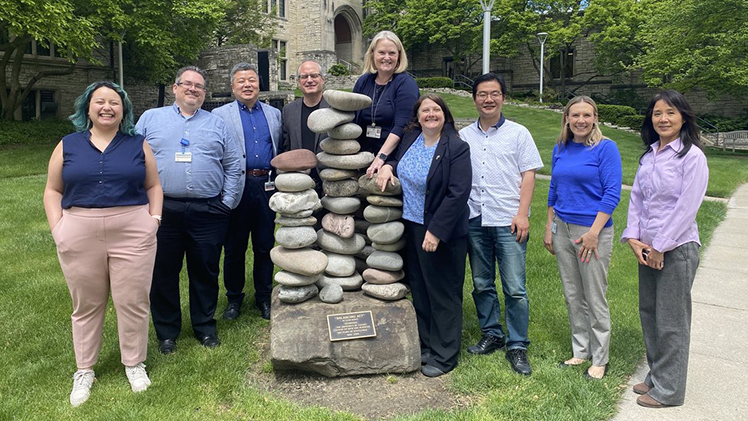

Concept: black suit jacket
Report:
left=387, top=125, right=472, bottom=243
left=280, top=97, right=330, bottom=154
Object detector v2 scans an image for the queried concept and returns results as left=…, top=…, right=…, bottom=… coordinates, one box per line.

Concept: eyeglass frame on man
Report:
left=297, top=73, right=322, bottom=81
left=176, top=81, right=206, bottom=92
left=476, top=91, right=503, bottom=100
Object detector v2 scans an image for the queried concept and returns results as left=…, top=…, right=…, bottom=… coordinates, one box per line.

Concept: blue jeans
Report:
left=467, top=216, right=530, bottom=350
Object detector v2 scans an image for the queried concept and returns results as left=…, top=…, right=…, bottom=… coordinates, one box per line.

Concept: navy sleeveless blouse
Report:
left=61, top=131, right=149, bottom=209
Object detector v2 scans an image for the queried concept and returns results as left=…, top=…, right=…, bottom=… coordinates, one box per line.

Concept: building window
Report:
left=274, top=40, right=288, bottom=81
left=266, top=0, right=285, bottom=17
left=278, top=0, right=285, bottom=17
left=550, top=48, right=574, bottom=79
left=20, top=89, right=57, bottom=121
left=21, top=39, right=63, bottom=58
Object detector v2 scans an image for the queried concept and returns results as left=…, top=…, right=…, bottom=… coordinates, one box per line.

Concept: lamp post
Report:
left=479, top=0, right=496, bottom=74
left=537, top=32, right=548, bottom=103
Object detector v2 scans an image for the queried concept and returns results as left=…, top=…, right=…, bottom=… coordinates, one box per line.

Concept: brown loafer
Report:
left=633, top=382, right=651, bottom=395
left=637, top=393, right=674, bottom=408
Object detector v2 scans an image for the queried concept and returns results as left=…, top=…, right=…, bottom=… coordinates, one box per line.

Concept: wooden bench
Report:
left=721, top=130, right=748, bottom=152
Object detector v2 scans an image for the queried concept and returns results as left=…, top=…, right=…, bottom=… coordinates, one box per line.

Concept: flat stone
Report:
left=364, top=205, right=403, bottom=223
left=279, top=209, right=314, bottom=218
left=270, top=246, right=328, bottom=276
left=320, top=196, right=361, bottom=214
left=275, top=270, right=320, bottom=287
left=362, top=282, right=409, bottom=301
left=270, top=289, right=420, bottom=377
left=319, top=138, right=361, bottom=155
left=372, top=239, right=406, bottom=251
left=358, top=174, right=402, bottom=196
left=316, top=272, right=364, bottom=291
left=318, top=284, right=344, bottom=304
left=278, top=284, right=319, bottom=304
left=366, top=250, right=403, bottom=271
left=278, top=168, right=312, bottom=175
left=323, top=179, right=359, bottom=197
left=269, top=189, right=319, bottom=214
left=271, top=149, right=317, bottom=172
left=275, top=226, right=317, bottom=249
left=328, top=123, right=363, bottom=140
left=362, top=268, right=406, bottom=284
left=319, top=168, right=358, bottom=181
left=317, top=152, right=375, bottom=170
left=317, top=229, right=366, bottom=255
left=323, top=90, right=373, bottom=111
left=321, top=213, right=355, bottom=239
left=324, top=252, right=356, bottom=277
left=355, top=245, right=376, bottom=260
left=308, top=108, right=355, bottom=133
left=275, top=173, right=316, bottom=192
left=367, top=222, right=405, bottom=245
left=354, top=219, right=370, bottom=234
left=275, top=215, right=317, bottom=227
left=367, top=195, right=403, bottom=207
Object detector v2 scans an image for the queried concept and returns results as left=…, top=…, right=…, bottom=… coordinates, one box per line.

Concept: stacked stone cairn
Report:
left=269, top=149, right=328, bottom=304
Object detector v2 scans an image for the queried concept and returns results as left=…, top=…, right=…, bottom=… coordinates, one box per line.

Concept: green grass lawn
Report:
left=0, top=103, right=735, bottom=420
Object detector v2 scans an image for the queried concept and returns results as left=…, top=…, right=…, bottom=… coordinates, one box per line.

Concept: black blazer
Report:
left=280, top=97, right=330, bottom=153
left=387, top=125, right=471, bottom=243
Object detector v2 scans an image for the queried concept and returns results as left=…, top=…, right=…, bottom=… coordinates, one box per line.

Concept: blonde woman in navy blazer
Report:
left=377, top=93, right=472, bottom=377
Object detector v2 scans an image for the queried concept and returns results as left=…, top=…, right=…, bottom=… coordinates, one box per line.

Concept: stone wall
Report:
left=198, top=44, right=278, bottom=94
left=324, top=75, right=360, bottom=90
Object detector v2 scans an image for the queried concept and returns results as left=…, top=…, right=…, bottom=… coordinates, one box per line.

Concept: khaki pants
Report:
left=53, top=205, right=157, bottom=368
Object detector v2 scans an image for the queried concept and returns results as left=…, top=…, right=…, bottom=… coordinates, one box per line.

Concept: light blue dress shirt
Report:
left=399, top=133, right=437, bottom=224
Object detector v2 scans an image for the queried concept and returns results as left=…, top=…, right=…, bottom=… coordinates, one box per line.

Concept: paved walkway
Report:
left=613, top=183, right=748, bottom=420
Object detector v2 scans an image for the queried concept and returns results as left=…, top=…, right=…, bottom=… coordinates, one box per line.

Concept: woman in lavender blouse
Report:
left=621, top=90, right=708, bottom=408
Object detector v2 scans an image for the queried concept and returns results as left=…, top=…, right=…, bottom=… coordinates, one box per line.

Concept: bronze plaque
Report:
left=327, top=311, right=377, bottom=341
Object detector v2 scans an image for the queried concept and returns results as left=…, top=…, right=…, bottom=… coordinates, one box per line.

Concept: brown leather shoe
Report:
left=633, top=382, right=651, bottom=395
left=637, top=393, right=674, bottom=408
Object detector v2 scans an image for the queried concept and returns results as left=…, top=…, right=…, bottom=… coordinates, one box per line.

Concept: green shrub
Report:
left=0, top=120, right=73, bottom=146
left=415, top=77, right=453, bottom=89
left=597, top=104, right=638, bottom=124
left=617, top=114, right=645, bottom=130
left=328, top=63, right=350, bottom=76
left=698, top=114, right=748, bottom=131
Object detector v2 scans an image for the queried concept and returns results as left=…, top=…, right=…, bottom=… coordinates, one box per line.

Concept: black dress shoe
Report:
left=421, top=365, right=447, bottom=378
left=158, top=338, right=177, bottom=355
left=506, top=348, right=532, bottom=376
left=222, top=301, right=242, bottom=320
left=197, top=333, right=221, bottom=348
left=421, top=352, right=432, bottom=366
left=256, top=301, right=271, bottom=320
left=467, top=334, right=506, bottom=355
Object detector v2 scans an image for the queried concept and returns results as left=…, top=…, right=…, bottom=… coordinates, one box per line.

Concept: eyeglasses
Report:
left=298, top=73, right=322, bottom=80
left=176, top=81, right=206, bottom=92
left=476, top=91, right=503, bottom=100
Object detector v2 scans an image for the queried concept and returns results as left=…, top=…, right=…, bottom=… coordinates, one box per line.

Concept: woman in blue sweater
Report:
left=543, top=96, right=622, bottom=380
left=353, top=31, right=419, bottom=178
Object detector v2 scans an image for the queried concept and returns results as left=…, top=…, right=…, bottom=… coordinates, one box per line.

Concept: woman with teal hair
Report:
left=44, top=81, right=162, bottom=407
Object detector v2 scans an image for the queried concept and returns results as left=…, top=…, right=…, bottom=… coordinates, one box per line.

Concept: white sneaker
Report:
left=125, top=363, right=151, bottom=392
left=70, top=369, right=95, bottom=407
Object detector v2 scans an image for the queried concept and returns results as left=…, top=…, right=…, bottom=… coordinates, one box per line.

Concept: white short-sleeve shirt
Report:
left=459, top=118, right=544, bottom=226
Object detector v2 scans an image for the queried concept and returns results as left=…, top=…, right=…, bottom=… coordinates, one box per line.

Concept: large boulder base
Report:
left=270, top=288, right=420, bottom=377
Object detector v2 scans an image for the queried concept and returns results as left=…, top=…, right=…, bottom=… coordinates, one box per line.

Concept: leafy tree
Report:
left=214, top=0, right=276, bottom=48
left=362, top=0, right=407, bottom=37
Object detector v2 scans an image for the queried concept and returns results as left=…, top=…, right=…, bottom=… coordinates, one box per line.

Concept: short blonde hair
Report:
left=556, top=96, right=604, bottom=147
left=362, top=31, right=409, bottom=74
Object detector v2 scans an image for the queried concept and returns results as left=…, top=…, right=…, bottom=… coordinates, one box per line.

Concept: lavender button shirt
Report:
left=620, top=138, right=709, bottom=253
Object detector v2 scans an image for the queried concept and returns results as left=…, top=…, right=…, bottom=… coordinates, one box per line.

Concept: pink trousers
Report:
left=53, top=205, right=157, bottom=368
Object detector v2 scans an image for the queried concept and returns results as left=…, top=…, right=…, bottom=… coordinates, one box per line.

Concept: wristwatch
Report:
left=378, top=152, right=388, bottom=161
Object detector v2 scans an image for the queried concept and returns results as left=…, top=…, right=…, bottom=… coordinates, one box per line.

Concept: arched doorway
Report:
left=334, top=14, right=353, bottom=63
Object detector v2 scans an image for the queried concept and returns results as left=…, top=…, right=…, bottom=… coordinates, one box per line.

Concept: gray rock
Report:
left=320, top=196, right=361, bottom=214
left=319, top=168, right=358, bottom=181
left=278, top=284, right=319, bottom=304
left=358, top=174, right=402, bottom=196
left=275, top=226, right=317, bottom=249
left=355, top=245, right=376, bottom=260
left=328, top=123, right=363, bottom=140
left=323, top=90, right=373, bottom=111
left=269, top=189, right=319, bottom=214
left=323, top=179, right=359, bottom=197
left=275, top=173, right=316, bottom=192
left=324, top=252, right=356, bottom=277
left=372, top=239, right=406, bottom=251
left=307, top=108, right=355, bottom=134
left=317, top=152, right=375, bottom=170
left=270, top=246, right=328, bottom=276
left=275, top=215, right=317, bottom=227
left=279, top=209, right=314, bottom=218
left=319, top=138, right=361, bottom=155
left=321, top=213, right=355, bottom=239
left=364, top=205, right=403, bottom=224
left=277, top=168, right=312, bottom=175
left=366, top=250, right=403, bottom=271
left=316, top=272, right=363, bottom=291
left=318, top=284, right=344, bottom=304
left=274, top=270, right=320, bottom=287
left=367, top=222, right=405, bottom=245
left=362, top=282, right=409, bottom=301
left=317, top=229, right=366, bottom=255
left=354, top=219, right=370, bottom=234
left=270, top=289, right=420, bottom=377
left=362, top=268, right=406, bottom=284
left=367, top=195, right=403, bottom=207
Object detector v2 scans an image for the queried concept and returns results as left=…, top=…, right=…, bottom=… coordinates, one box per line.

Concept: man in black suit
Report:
left=280, top=60, right=329, bottom=195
